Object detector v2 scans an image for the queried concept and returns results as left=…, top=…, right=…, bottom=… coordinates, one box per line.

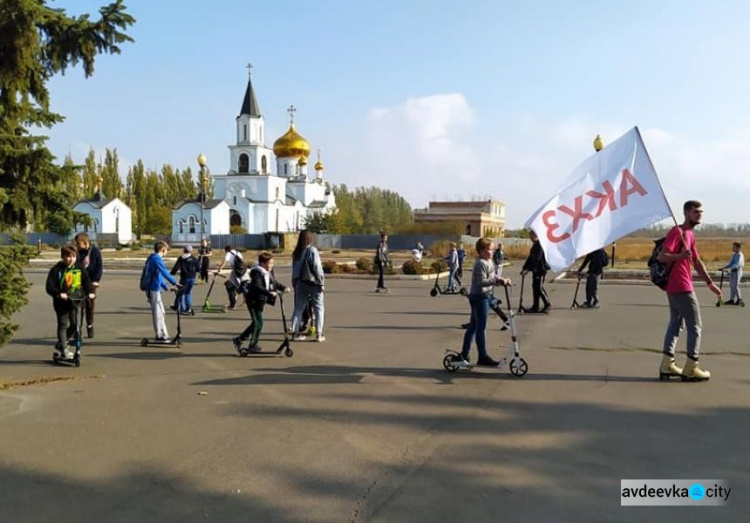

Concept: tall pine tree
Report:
left=0, top=0, right=134, bottom=346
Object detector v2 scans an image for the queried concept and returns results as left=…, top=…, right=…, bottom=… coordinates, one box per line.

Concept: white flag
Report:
left=524, top=127, right=673, bottom=271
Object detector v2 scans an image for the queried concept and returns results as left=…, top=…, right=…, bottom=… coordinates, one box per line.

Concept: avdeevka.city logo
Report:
left=620, top=480, right=730, bottom=506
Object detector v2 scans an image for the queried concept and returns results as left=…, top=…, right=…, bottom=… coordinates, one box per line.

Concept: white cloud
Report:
left=334, top=97, right=750, bottom=228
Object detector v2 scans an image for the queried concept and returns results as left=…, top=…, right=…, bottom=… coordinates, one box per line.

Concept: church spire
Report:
left=239, top=63, right=261, bottom=117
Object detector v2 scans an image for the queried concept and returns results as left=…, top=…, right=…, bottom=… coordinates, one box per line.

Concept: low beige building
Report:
left=413, top=200, right=506, bottom=237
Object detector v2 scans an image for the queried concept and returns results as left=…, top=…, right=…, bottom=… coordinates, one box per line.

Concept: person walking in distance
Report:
left=74, top=232, right=102, bottom=338
left=198, top=238, right=212, bottom=284
left=577, top=248, right=609, bottom=308
left=521, top=230, right=551, bottom=313
left=375, top=233, right=389, bottom=293
left=720, top=242, right=744, bottom=306
left=658, top=200, right=722, bottom=381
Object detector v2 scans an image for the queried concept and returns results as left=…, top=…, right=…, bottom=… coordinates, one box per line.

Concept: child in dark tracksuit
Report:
left=171, top=245, right=199, bottom=314
left=232, top=252, right=288, bottom=353
left=46, top=245, right=94, bottom=358
left=521, top=230, right=551, bottom=312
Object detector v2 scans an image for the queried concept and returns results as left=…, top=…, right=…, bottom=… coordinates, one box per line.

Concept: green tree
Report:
left=0, top=235, right=33, bottom=346
left=0, top=0, right=134, bottom=346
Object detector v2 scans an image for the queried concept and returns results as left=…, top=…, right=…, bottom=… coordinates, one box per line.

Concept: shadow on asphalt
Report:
left=192, top=366, right=658, bottom=387
left=0, top=465, right=297, bottom=523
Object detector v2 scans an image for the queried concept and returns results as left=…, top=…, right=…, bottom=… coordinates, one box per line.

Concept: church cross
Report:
left=246, top=62, right=253, bottom=78
left=287, top=104, right=297, bottom=124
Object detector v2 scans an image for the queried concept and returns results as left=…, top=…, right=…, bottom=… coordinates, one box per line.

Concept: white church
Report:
left=172, top=67, right=336, bottom=242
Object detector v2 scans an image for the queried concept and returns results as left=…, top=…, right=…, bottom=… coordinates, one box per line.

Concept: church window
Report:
left=284, top=164, right=288, bottom=175
left=233, top=195, right=237, bottom=206
left=239, top=154, right=249, bottom=174
left=275, top=188, right=280, bottom=200
left=189, top=216, right=196, bottom=234
left=261, top=156, right=267, bottom=174
left=243, top=124, right=247, bottom=142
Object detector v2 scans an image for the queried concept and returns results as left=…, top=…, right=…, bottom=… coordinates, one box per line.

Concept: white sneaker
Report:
left=293, top=334, right=307, bottom=341
left=64, top=350, right=75, bottom=359
left=316, top=335, right=326, bottom=343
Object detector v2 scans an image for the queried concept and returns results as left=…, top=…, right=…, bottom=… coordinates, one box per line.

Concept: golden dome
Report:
left=273, top=124, right=311, bottom=158
left=298, top=155, right=308, bottom=166
left=314, top=160, right=324, bottom=171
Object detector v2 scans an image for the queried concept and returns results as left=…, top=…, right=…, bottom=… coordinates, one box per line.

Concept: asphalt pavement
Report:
left=1, top=269, right=748, bottom=522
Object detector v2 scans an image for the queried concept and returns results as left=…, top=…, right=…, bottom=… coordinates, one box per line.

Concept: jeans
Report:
left=461, top=294, right=490, bottom=359
left=376, top=263, right=386, bottom=289
left=448, top=266, right=458, bottom=291
left=240, top=307, right=264, bottom=346
left=175, top=277, right=195, bottom=312
left=148, top=290, right=169, bottom=339
left=291, top=283, right=325, bottom=335
left=663, top=291, right=702, bottom=360
left=532, top=272, right=550, bottom=310
left=585, top=273, right=600, bottom=305
left=729, top=269, right=742, bottom=302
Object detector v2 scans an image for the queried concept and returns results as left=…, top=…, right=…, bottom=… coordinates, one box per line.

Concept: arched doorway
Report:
left=230, top=210, right=242, bottom=228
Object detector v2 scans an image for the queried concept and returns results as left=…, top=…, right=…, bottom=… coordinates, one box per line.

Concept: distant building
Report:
left=172, top=199, right=231, bottom=244
left=172, top=65, right=336, bottom=237
left=72, top=188, right=133, bottom=244
left=413, top=200, right=506, bottom=237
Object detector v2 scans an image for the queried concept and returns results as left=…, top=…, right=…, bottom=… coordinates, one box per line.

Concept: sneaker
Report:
left=591, top=301, right=600, bottom=309
left=500, top=321, right=510, bottom=331
left=86, top=325, right=94, bottom=338
left=292, top=334, right=307, bottom=341
left=477, top=356, right=500, bottom=367
left=541, top=304, right=551, bottom=313
left=155, top=337, right=171, bottom=344
left=247, top=344, right=263, bottom=353
left=461, top=322, right=471, bottom=329
left=316, top=335, right=325, bottom=343
left=227, top=305, right=237, bottom=311
left=169, top=304, right=178, bottom=312
left=232, top=336, right=243, bottom=355
left=54, top=342, right=65, bottom=352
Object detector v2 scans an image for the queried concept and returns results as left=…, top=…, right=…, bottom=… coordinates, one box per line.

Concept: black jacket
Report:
left=171, top=254, right=200, bottom=280
left=579, top=249, right=608, bottom=276
left=522, top=241, right=551, bottom=274
left=76, top=244, right=103, bottom=282
left=244, top=265, right=287, bottom=309
left=46, top=261, right=93, bottom=311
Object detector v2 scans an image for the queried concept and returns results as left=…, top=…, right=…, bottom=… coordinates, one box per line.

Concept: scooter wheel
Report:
left=509, top=358, right=528, bottom=377
left=459, top=288, right=468, bottom=296
left=430, top=288, right=438, bottom=297
left=140, top=338, right=148, bottom=347
left=74, top=355, right=81, bottom=368
left=741, top=302, right=746, bottom=308
left=285, top=347, right=294, bottom=358
left=716, top=301, right=721, bottom=308
left=443, top=354, right=460, bottom=373
left=52, top=352, right=60, bottom=361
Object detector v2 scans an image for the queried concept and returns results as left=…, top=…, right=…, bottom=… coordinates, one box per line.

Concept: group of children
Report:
left=46, top=235, right=745, bottom=364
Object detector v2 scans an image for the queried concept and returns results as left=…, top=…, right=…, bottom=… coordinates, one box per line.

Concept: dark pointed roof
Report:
left=239, top=77, right=261, bottom=117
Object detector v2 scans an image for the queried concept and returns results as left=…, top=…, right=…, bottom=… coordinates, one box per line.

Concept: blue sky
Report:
left=46, top=0, right=750, bottom=228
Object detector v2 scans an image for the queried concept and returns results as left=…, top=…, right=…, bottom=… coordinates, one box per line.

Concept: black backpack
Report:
left=600, top=249, right=610, bottom=268
left=232, top=251, right=247, bottom=278
left=647, top=238, right=669, bottom=289
left=139, top=256, right=152, bottom=292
